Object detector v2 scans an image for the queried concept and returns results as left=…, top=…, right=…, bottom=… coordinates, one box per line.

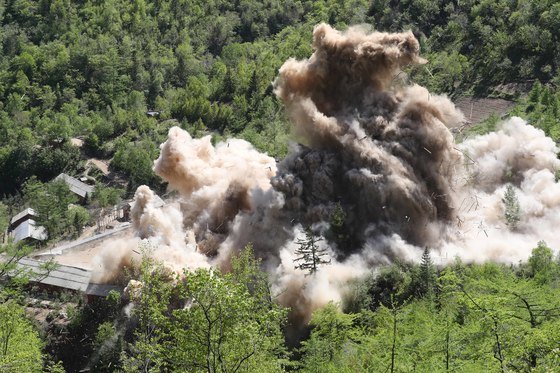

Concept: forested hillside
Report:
left=1, top=0, right=560, bottom=198
left=1, top=1, right=560, bottom=372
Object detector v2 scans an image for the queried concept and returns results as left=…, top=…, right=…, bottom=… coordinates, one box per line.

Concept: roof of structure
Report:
left=54, top=173, right=95, bottom=199
left=10, top=208, right=38, bottom=226
left=8, top=258, right=122, bottom=296
left=11, top=220, right=47, bottom=242
left=17, top=258, right=91, bottom=292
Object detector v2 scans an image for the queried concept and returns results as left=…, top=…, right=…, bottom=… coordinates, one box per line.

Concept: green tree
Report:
left=125, top=255, right=287, bottom=372
left=0, top=203, right=8, bottom=239
left=112, top=140, right=161, bottom=192
left=92, top=185, right=124, bottom=208
left=0, top=301, right=43, bottom=372
left=418, top=247, right=436, bottom=297
left=528, top=241, right=557, bottom=285
left=299, top=303, right=358, bottom=371
left=23, top=178, right=77, bottom=239
left=502, top=184, right=521, bottom=230
left=66, top=205, right=90, bottom=236
left=91, top=321, right=123, bottom=373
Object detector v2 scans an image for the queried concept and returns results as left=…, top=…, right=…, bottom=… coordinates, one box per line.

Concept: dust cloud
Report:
left=90, top=24, right=559, bottom=322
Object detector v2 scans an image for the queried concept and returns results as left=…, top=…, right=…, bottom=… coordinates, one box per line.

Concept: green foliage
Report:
left=230, top=244, right=275, bottom=308
left=1, top=2, right=560, bottom=371
left=0, top=240, right=59, bottom=298
left=66, top=205, right=90, bottom=236
left=417, top=247, right=436, bottom=297
left=0, top=242, right=35, bottom=293
left=23, top=178, right=77, bottom=240
left=502, top=184, right=521, bottom=230
left=299, top=303, right=358, bottom=371
left=528, top=241, right=558, bottom=285
left=2, top=0, right=559, bottom=198
left=513, top=81, right=560, bottom=143
left=91, top=321, right=123, bottom=373
left=0, top=202, right=8, bottom=234
left=300, top=261, right=560, bottom=372
left=0, top=301, right=43, bottom=372
left=92, top=185, right=124, bottom=208
left=124, top=255, right=287, bottom=372
left=460, top=113, right=501, bottom=139
left=112, top=140, right=162, bottom=193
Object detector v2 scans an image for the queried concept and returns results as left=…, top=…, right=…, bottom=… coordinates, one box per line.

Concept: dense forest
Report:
left=2, top=244, right=560, bottom=371
left=1, top=0, right=560, bottom=371
left=1, top=0, right=560, bottom=198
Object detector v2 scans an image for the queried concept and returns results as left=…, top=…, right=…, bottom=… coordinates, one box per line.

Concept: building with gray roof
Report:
left=54, top=173, right=95, bottom=201
left=8, top=208, right=47, bottom=243
left=14, top=258, right=121, bottom=300
left=11, top=219, right=47, bottom=243
left=18, top=257, right=91, bottom=292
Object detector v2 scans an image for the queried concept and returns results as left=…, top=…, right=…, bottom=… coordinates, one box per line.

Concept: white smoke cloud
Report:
left=446, top=117, right=560, bottom=263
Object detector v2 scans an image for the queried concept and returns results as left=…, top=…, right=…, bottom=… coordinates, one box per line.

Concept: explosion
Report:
left=94, top=24, right=560, bottom=322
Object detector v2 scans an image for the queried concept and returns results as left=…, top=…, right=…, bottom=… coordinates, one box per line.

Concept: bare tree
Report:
left=294, top=228, right=330, bottom=276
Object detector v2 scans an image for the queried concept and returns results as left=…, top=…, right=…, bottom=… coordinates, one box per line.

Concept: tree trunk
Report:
left=390, top=305, right=397, bottom=373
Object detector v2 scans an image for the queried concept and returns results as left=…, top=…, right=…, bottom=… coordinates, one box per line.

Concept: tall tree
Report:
left=23, top=177, right=77, bottom=239
left=418, top=247, right=436, bottom=297
left=294, top=227, right=331, bottom=276
left=502, top=184, right=521, bottom=230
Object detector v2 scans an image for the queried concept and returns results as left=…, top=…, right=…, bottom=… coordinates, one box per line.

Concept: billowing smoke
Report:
left=445, top=117, right=560, bottom=262
left=91, top=186, right=209, bottom=284
left=91, top=24, right=560, bottom=322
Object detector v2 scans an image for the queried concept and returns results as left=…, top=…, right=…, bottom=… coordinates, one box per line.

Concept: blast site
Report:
left=2, top=11, right=560, bottom=372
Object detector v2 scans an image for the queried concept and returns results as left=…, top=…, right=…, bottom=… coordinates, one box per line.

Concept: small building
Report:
left=15, top=258, right=121, bottom=303
left=54, top=173, right=95, bottom=203
left=11, top=220, right=47, bottom=243
left=18, top=257, right=91, bottom=293
left=10, top=208, right=37, bottom=228
left=8, top=208, right=47, bottom=243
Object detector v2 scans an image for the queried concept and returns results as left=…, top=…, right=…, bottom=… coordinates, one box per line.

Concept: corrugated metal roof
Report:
left=11, top=219, right=47, bottom=242
left=8, top=258, right=123, bottom=296
left=17, top=258, right=92, bottom=292
left=54, top=173, right=95, bottom=199
left=10, top=208, right=37, bottom=226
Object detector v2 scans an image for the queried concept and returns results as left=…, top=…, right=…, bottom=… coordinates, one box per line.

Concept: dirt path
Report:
left=87, top=158, right=110, bottom=175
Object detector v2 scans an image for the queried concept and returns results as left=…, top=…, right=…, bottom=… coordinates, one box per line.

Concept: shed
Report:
left=11, top=219, right=47, bottom=243
left=10, top=208, right=38, bottom=229
left=14, top=258, right=122, bottom=302
left=8, top=208, right=47, bottom=243
left=54, top=173, right=95, bottom=202
left=17, top=258, right=91, bottom=292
